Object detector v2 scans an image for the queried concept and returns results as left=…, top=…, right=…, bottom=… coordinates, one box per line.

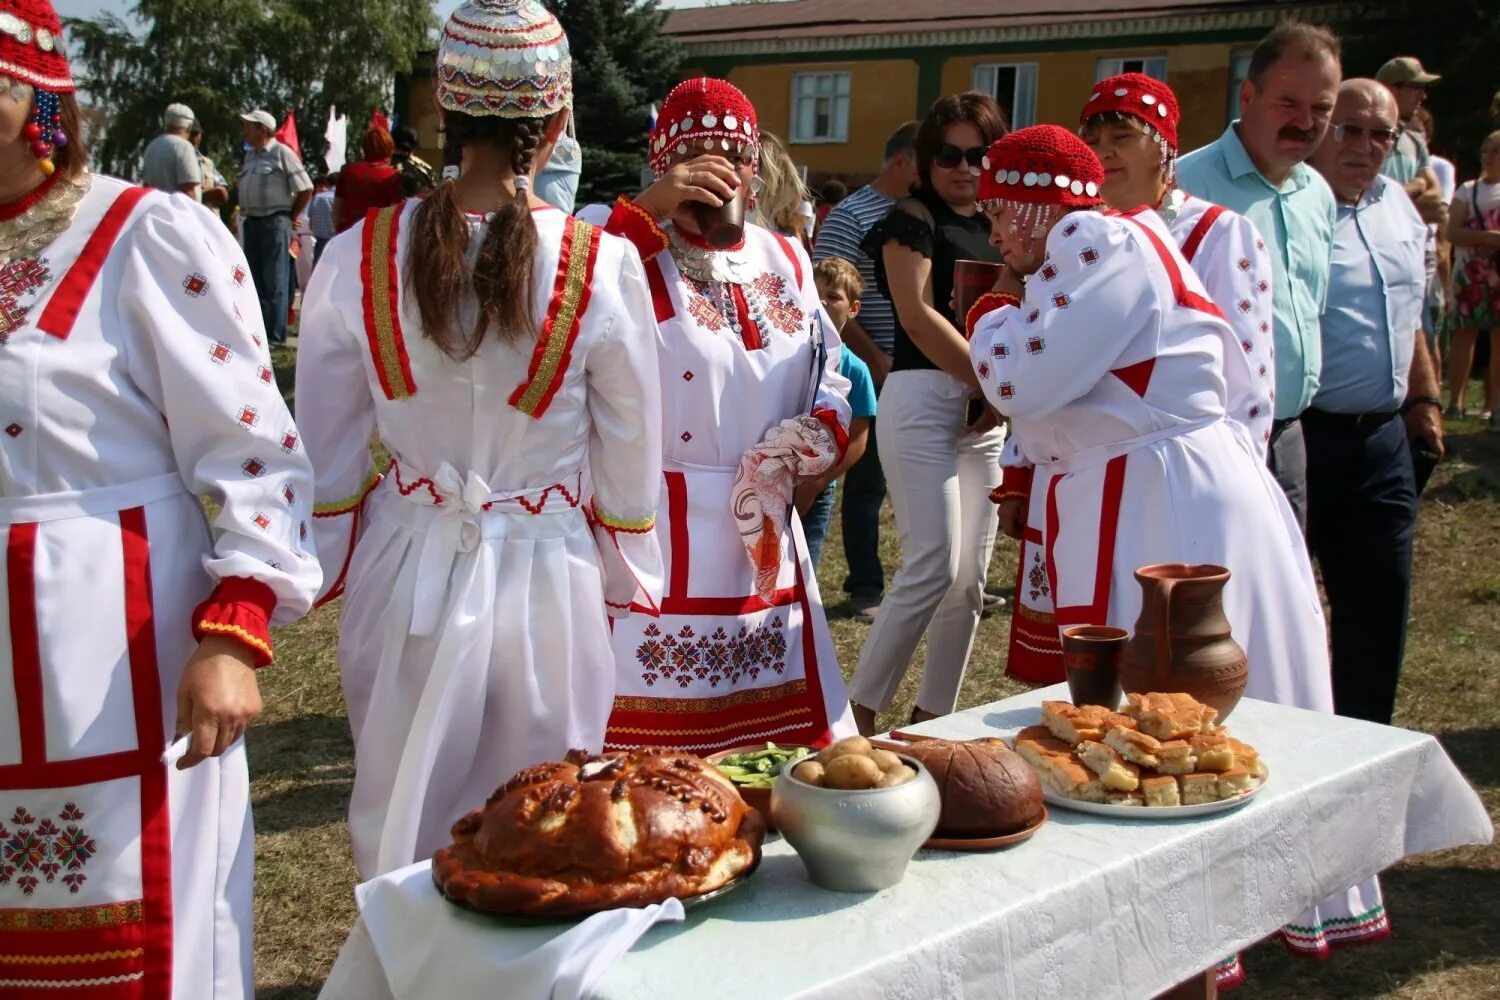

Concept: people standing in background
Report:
left=846, top=92, right=1008, bottom=736
left=1375, top=57, right=1445, bottom=223
left=392, top=125, right=437, bottom=196
left=141, top=101, right=201, bottom=199
left=815, top=178, right=846, bottom=229
left=308, top=173, right=337, bottom=268
left=238, top=108, right=312, bottom=345
left=534, top=129, right=581, bottom=213
left=334, top=125, right=403, bottom=232
left=812, top=120, right=920, bottom=622
left=1177, top=21, right=1342, bottom=533
left=189, top=121, right=229, bottom=209
left=799, top=257, right=877, bottom=566
left=1443, top=131, right=1500, bottom=422
left=1411, top=106, right=1453, bottom=375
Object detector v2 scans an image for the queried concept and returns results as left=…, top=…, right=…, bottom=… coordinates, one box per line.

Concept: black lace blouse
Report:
left=861, top=190, right=999, bottom=373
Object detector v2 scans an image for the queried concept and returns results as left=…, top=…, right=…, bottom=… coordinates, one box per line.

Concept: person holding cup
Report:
left=845, top=91, right=1009, bottom=736
left=592, top=78, right=859, bottom=754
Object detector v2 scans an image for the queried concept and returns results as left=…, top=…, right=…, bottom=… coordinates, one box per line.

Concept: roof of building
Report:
left=665, top=0, right=1361, bottom=54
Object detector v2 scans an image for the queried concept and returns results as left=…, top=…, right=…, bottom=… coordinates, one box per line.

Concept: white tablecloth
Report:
left=322, top=686, right=1492, bottom=1000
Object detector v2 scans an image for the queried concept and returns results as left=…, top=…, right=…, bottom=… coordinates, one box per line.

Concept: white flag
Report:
left=324, top=105, right=348, bottom=174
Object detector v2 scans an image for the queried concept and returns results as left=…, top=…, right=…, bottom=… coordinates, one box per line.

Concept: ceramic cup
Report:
left=1061, top=624, right=1129, bottom=709
left=689, top=185, right=747, bottom=249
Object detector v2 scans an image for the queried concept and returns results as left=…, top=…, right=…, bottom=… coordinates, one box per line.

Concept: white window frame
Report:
left=1095, top=56, right=1168, bottom=82
left=1227, top=51, right=1253, bottom=125
left=971, top=62, right=1038, bottom=129
left=789, top=71, right=851, bottom=144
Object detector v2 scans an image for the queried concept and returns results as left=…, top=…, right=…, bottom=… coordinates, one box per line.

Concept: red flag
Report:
left=275, top=109, right=301, bottom=161
left=369, top=107, right=390, bottom=132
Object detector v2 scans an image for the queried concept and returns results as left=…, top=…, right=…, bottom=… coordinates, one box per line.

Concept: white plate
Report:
left=1041, top=773, right=1265, bottom=819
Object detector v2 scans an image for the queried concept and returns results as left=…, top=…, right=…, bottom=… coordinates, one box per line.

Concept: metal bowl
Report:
left=770, top=753, right=941, bottom=892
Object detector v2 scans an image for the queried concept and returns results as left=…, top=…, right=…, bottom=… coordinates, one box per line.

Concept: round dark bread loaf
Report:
left=901, top=739, right=1044, bottom=837
left=433, top=747, right=765, bottom=917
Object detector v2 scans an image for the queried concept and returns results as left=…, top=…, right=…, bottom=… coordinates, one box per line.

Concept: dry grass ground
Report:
left=250, top=365, right=1499, bottom=996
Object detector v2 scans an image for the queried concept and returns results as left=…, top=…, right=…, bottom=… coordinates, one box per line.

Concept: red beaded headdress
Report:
left=978, top=125, right=1105, bottom=209
left=649, top=77, right=758, bottom=178
left=0, top=0, right=71, bottom=93
left=1079, top=73, right=1180, bottom=152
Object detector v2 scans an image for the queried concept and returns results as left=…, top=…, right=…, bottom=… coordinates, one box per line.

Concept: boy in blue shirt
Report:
left=799, top=258, right=878, bottom=565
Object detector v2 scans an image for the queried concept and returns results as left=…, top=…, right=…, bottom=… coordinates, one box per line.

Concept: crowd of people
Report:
left=0, top=0, right=1483, bottom=993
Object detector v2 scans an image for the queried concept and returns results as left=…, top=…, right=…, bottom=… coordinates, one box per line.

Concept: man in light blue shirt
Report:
left=535, top=131, right=581, bottom=214
left=1304, top=79, right=1444, bottom=727
left=1176, top=21, right=1341, bottom=531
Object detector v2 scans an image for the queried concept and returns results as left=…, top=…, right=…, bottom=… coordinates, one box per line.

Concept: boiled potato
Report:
left=868, top=748, right=904, bottom=773
left=792, top=760, right=826, bottom=787
left=817, top=735, right=873, bottom=765
left=878, top=764, right=917, bottom=787
left=823, top=753, right=884, bottom=790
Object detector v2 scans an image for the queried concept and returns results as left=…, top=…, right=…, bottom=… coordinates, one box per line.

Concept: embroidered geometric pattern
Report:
left=0, top=256, right=50, bottom=343
left=992, top=343, right=1009, bottom=358
left=1026, top=337, right=1046, bottom=354
left=1078, top=247, right=1099, bottom=265
left=232, top=264, right=246, bottom=286
left=240, top=457, right=266, bottom=478
left=1040, top=263, right=1059, bottom=282
left=236, top=406, right=259, bottom=428
left=634, top=618, right=788, bottom=689
left=251, top=512, right=271, bottom=531
left=686, top=290, right=726, bottom=332
left=279, top=432, right=299, bottom=454
left=1237, top=257, right=1251, bottom=271
left=977, top=361, right=991, bottom=380
left=257, top=365, right=274, bottom=385
left=209, top=341, right=232, bottom=365
left=0, top=899, right=142, bottom=931
left=1027, top=309, right=1040, bottom=324
left=999, top=381, right=1015, bottom=399
left=181, top=273, right=208, bottom=297
left=1051, top=294, right=1070, bottom=309
left=0, top=803, right=97, bottom=896
left=1026, top=550, right=1051, bottom=602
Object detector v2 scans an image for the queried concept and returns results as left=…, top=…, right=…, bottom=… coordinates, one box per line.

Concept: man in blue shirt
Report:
left=1306, top=79, right=1444, bottom=726
left=1177, top=22, right=1341, bottom=532
left=535, top=131, right=582, bottom=214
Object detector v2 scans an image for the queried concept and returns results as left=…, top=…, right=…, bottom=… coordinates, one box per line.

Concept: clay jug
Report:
left=1118, top=564, right=1248, bottom=719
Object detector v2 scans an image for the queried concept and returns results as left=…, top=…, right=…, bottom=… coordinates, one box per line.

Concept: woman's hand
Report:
left=793, top=479, right=824, bottom=517
left=173, top=636, right=262, bottom=769
left=997, top=496, right=1026, bottom=540
left=634, top=155, right=741, bottom=222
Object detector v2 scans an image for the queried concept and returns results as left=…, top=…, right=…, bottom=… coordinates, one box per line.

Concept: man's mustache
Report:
left=1279, top=125, right=1318, bottom=143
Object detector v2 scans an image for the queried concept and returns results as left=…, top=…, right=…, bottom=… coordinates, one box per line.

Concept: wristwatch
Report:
left=1400, top=395, right=1442, bottom=416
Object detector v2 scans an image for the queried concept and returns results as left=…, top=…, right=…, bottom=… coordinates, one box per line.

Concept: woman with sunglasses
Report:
left=846, top=91, right=1008, bottom=735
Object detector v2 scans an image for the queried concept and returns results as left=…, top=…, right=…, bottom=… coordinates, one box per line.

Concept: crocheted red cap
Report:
left=650, top=77, right=758, bottom=176
left=978, top=125, right=1104, bottom=208
left=1079, top=72, right=1179, bottom=151
left=0, top=0, right=72, bottom=93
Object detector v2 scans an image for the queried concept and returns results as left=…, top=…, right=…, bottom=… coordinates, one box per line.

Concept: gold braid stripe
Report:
left=593, top=505, right=656, bottom=533
left=0, top=901, right=143, bottom=931
left=612, top=679, right=808, bottom=715
left=1014, top=602, right=1058, bottom=624
left=314, top=464, right=382, bottom=517
left=0, top=949, right=144, bottom=966
left=607, top=707, right=812, bottom=738
left=514, top=219, right=595, bottom=416
left=367, top=205, right=414, bottom=400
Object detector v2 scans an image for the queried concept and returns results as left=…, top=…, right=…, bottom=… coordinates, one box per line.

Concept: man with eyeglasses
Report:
left=1176, top=22, right=1341, bottom=534
left=1305, top=78, right=1444, bottom=729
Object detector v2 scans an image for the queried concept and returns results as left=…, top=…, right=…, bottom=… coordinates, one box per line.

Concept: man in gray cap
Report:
left=141, top=102, right=202, bottom=199
left=237, top=108, right=312, bottom=345
left=1376, top=57, right=1443, bottom=218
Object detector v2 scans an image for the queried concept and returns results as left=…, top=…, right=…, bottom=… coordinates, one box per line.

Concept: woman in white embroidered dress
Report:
left=587, top=78, right=854, bottom=753
left=296, top=1, right=662, bottom=881
left=994, top=73, right=1280, bottom=688
left=967, top=125, right=1331, bottom=725
left=0, top=4, right=320, bottom=996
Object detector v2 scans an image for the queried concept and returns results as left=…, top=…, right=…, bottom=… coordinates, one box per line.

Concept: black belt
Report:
left=243, top=211, right=291, bottom=220
left=1300, top=407, right=1399, bottom=431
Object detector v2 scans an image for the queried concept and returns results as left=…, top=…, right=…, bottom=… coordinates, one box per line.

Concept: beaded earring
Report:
left=22, top=89, right=65, bottom=176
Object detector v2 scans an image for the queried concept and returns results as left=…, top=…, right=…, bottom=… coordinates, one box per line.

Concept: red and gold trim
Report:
left=360, top=204, right=418, bottom=400
left=1047, top=454, right=1128, bottom=630
left=966, top=290, right=1020, bottom=340
left=990, top=464, right=1033, bottom=504
left=1180, top=202, right=1225, bottom=263
left=604, top=196, right=669, bottom=259
left=510, top=216, right=601, bottom=418
left=191, top=576, right=278, bottom=667
left=313, top=464, right=383, bottom=518
left=590, top=502, right=656, bottom=535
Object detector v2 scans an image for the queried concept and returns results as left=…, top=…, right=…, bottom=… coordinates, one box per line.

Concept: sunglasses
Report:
left=1331, top=122, right=1398, bottom=148
left=934, top=143, right=987, bottom=170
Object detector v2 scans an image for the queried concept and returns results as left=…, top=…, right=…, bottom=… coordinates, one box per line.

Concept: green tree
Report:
left=66, top=0, right=435, bottom=182
left=1331, top=0, right=1500, bottom=176
left=543, top=0, right=681, bottom=202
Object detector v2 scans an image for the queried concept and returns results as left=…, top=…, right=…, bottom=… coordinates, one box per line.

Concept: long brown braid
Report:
left=406, top=112, right=548, bottom=361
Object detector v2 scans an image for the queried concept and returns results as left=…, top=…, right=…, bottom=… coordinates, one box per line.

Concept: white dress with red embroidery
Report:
left=997, top=194, right=1277, bottom=686
left=971, top=210, right=1384, bottom=965
left=296, top=200, right=664, bottom=880
left=591, top=202, right=855, bottom=753
left=0, top=174, right=320, bottom=999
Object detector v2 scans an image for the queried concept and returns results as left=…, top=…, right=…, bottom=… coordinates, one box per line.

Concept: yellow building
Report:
left=666, top=0, right=1362, bottom=183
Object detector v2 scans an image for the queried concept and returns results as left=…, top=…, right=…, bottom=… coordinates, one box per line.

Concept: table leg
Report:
left=1153, top=968, right=1217, bottom=1000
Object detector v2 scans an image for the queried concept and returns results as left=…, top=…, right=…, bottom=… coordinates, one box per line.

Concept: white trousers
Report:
left=848, top=369, right=1003, bottom=714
